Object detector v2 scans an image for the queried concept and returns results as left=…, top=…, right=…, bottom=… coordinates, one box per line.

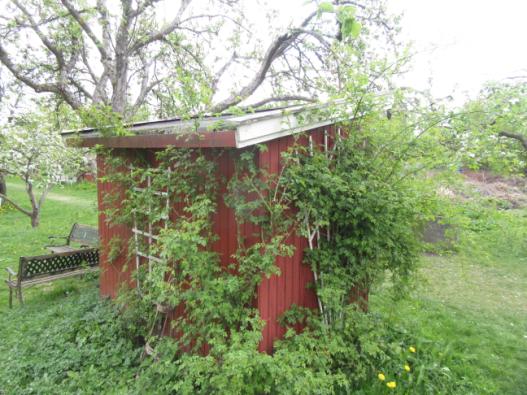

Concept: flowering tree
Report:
left=0, top=114, right=82, bottom=227
left=448, top=81, right=527, bottom=174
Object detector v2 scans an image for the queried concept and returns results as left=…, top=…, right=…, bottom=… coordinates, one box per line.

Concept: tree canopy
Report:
left=0, top=110, right=83, bottom=226
left=0, top=0, right=399, bottom=120
left=448, top=81, right=527, bottom=174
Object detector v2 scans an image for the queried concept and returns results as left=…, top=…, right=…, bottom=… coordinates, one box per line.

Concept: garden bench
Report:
left=46, top=223, right=99, bottom=254
left=5, top=248, right=99, bottom=308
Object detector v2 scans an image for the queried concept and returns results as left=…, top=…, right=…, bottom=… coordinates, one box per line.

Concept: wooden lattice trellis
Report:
left=130, top=169, right=170, bottom=291
left=306, top=128, right=341, bottom=322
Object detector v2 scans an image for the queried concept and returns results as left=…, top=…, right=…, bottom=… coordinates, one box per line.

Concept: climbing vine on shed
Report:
left=98, top=116, right=429, bottom=359
left=99, top=146, right=297, bottom=355
left=281, top=123, right=426, bottom=328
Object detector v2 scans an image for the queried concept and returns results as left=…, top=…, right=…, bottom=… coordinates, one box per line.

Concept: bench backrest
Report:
left=68, top=223, right=99, bottom=246
left=19, top=248, right=99, bottom=280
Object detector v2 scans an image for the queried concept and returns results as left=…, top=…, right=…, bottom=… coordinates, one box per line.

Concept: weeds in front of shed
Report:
left=0, top=286, right=478, bottom=394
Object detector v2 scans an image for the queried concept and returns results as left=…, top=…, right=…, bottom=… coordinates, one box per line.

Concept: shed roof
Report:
left=65, top=103, right=346, bottom=149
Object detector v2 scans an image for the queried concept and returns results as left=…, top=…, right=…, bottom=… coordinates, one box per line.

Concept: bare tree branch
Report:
left=244, top=95, right=317, bottom=109
left=130, top=0, right=163, bottom=18
left=210, top=10, right=318, bottom=113
left=212, top=51, right=237, bottom=92
left=59, top=0, right=110, bottom=62
left=178, top=13, right=252, bottom=34
left=80, top=42, right=99, bottom=84
left=37, top=185, right=50, bottom=210
left=0, top=192, right=32, bottom=216
left=0, top=42, right=81, bottom=109
left=69, top=77, right=94, bottom=100
left=132, top=78, right=162, bottom=113
left=11, top=0, right=65, bottom=67
left=499, top=131, right=527, bottom=150
left=130, top=0, right=193, bottom=52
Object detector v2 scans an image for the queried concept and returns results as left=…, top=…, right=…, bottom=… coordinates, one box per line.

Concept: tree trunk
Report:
left=0, top=173, right=6, bottom=205
left=30, top=210, right=40, bottom=228
left=25, top=181, right=46, bottom=228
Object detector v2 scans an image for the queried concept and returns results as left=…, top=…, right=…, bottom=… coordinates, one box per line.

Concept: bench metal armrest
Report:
left=46, top=235, right=69, bottom=247
left=5, top=267, right=17, bottom=281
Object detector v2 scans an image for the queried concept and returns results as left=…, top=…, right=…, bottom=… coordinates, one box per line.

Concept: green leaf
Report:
left=318, top=2, right=334, bottom=13
left=350, top=21, right=362, bottom=38
left=337, top=5, right=356, bottom=21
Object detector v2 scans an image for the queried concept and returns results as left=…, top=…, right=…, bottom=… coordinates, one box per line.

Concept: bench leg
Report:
left=8, top=286, right=12, bottom=308
left=17, top=286, right=23, bottom=306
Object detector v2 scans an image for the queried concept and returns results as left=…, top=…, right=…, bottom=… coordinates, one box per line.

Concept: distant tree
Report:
left=0, top=112, right=82, bottom=227
left=0, top=73, right=27, bottom=202
left=0, top=0, right=398, bottom=120
left=0, top=68, right=6, bottom=200
left=0, top=174, right=5, bottom=204
left=450, top=81, right=527, bottom=174
left=485, top=82, right=527, bottom=151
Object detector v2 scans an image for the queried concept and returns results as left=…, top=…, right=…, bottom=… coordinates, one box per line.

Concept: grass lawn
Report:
left=372, top=253, right=527, bottom=394
left=0, top=178, right=98, bottom=311
left=0, top=178, right=526, bottom=393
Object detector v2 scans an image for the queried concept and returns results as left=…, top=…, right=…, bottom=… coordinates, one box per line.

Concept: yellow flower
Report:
left=386, top=381, right=397, bottom=389
left=404, top=364, right=411, bottom=372
left=378, top=373, right=386, bottom=381
left=409, top=346, right=416, bottom=353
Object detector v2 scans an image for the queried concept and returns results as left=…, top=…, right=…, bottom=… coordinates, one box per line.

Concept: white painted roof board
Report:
left=63, top=102, right=349, bottom=148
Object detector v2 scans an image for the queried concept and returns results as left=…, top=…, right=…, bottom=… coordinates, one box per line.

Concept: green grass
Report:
left=0, top=178, right=98, bottom=311
left=371, top=207, right=527, bottom=394
left=1, top=178, right=526, bottom=393
left=371, top=259, right=527, bottom=394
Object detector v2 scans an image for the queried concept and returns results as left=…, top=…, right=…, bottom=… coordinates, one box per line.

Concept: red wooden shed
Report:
left=71, top=105, right=354, bottom=354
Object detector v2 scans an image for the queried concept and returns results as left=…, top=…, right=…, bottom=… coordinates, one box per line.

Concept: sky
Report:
left=387, top=0, right=527, bottom=100
left=271, top=0, right=527, bottom=101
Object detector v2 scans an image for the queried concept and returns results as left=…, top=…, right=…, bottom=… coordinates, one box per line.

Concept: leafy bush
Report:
left=0, top=286, right=471, bottom=394
left=126, top=303, right=472, bottom=394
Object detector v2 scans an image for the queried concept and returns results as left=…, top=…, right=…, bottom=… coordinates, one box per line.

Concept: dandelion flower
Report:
left=378, top=373, right=386, bottom=381
left=404, top=364, right=411, bottom=372
left=409, top=346, right=416, bottom=353
left=387, top=381, right=397, bottom=389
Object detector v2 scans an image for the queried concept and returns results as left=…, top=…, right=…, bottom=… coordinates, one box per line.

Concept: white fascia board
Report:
left=235, top=114, right=336, bottom=148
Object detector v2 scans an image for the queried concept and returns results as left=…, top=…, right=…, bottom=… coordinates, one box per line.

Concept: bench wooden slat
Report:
left=69, top=224, right=99, bottom=246
left=47, top=246, right=79, bottom=254
left=5, top=280, right=17, bottom=288
left=19, top=266, right=99, bottom=287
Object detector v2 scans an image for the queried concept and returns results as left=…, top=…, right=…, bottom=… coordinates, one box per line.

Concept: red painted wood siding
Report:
left=96, top=126, right=345, bottom=353
left=255, top=129, right=334, bottom=353
left=97, top=151, right=135, bottom=298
